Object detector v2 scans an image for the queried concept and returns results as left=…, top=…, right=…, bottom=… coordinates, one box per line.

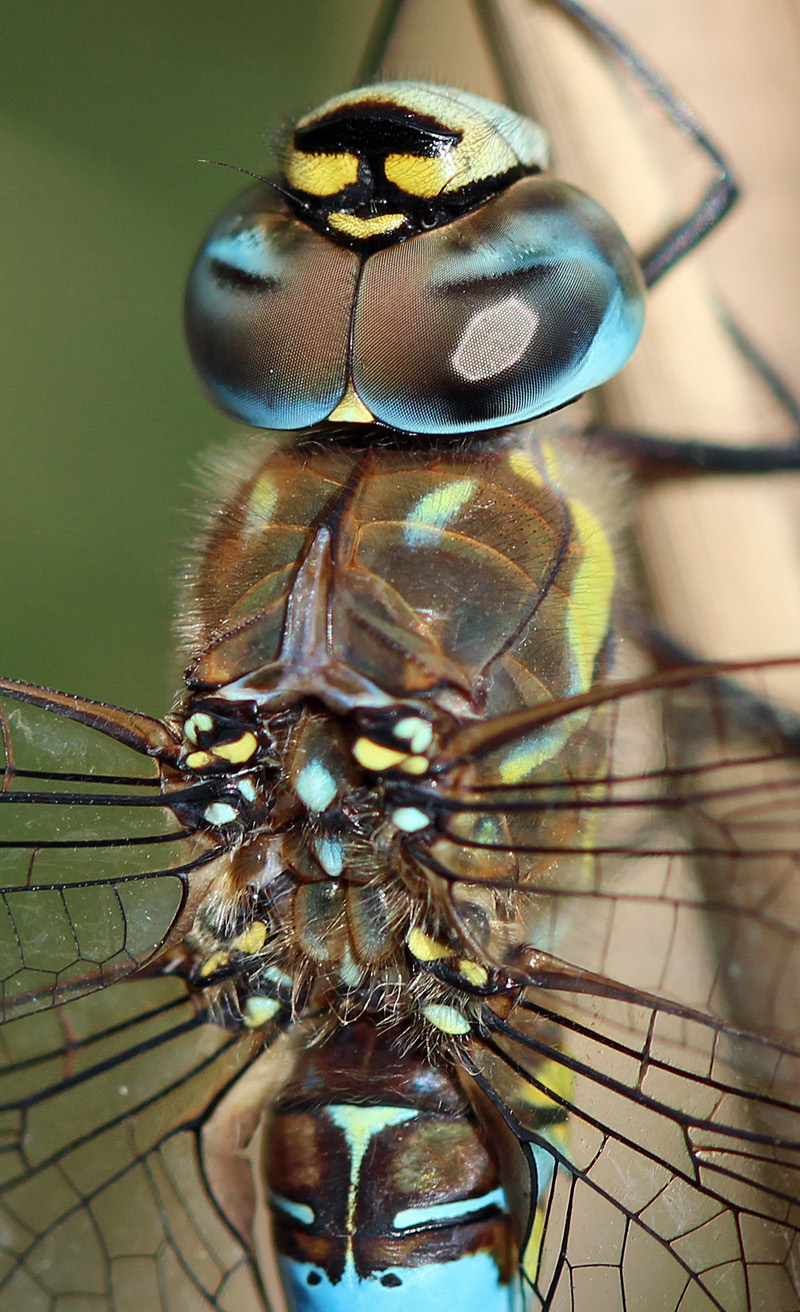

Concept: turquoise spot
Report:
left=404, top=479, right=476, bottom=546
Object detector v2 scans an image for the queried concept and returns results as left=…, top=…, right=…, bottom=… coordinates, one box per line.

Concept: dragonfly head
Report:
left=185, top=81, right=645, bottom=436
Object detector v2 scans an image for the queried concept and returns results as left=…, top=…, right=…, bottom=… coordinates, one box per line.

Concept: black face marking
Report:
left=295, top=103, right=462, bottom=159
left=280, top=91, right=537, bottom=252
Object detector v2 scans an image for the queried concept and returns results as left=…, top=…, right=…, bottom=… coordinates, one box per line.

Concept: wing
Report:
left=467, top=983, right=800, bottom=1311
left=437, top=667, right=800, bottom=1311
left=0, top=681, right=216, bottom=1021
left=0, top=681, right=296, bottom=1309
left=0, top=973, right=292, bottom=1312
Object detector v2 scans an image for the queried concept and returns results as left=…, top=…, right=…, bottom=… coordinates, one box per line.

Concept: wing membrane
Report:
left=466, top=974, right=800, bottom=1310
left=3, top=664, right=800, bottom=1308
left=426, top=671, right=800, bottom=1309
left=414, top=669, right=800, bottom=1023
left=0, top=690, right=212, bottom=1021
left=0, top=977, right=275, bottom=1312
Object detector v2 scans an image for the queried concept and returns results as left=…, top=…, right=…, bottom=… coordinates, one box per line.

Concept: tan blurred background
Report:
left=2, top=0, right=799, bottom=715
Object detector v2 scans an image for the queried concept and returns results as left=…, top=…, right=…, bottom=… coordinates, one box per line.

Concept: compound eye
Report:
left=185, top=185, right=359, bottom=430
left=351, top=176, right=645, bottom=434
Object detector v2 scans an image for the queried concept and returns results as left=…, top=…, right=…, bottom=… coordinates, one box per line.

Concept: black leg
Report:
left=587, top=308, right=800, bottom=474
left=473, top=0, right=736, bottom=285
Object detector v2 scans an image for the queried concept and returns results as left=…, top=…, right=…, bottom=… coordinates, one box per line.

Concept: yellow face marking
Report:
left=294, top=83, right=548, bottom=195
left=243, top=995, right=281, bottom=1029
left=328, top=211, right=405, bottom=239
left=186, top=749, right=215, bottom=771
left=211, top=731, right=258, bottom=764
left=353, top=738, right=409, bottom=772
left=456, top=959, right=489, bottom=988
left=328, top=381, right=375, bottom=424
left=407, top=928, right=454, bottom=962
left=422, top=1003, right=471, bottom=1035
left=384, top=152, right=458, bottom=197
left=233, top=921, right=268, bottom=955
left=285, top=149, right=359, bottom=196
left=198, top=950, right=230, bottom=979
left=398, top=755, right=429, bottom=776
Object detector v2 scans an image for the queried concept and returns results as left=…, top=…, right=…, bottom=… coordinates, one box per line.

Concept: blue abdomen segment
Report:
left=278, top=1248, right=521, bottom=1311
left=265, top=1025, right=523, bottom=1311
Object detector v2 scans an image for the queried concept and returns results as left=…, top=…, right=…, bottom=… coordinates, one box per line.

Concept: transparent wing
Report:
left=468, top=984, right=800, bottom=1311
left=439, top=666, right=800, bottom=1016
left=439, top=669, right=800, bottom=1310
left=0, top=975, right=279, bottom=1312
left=0, top=687, right=213, bottom=1021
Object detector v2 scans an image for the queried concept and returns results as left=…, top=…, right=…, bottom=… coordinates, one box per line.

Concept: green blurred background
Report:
left=0, top=0, right=379, bottom=715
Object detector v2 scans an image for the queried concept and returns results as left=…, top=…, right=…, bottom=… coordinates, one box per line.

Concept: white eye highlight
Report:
left=452, top=296, right=539, bottom=382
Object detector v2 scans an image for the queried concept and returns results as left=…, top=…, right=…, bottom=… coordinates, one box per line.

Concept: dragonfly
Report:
left=2, top=2, right=800, bottom=1310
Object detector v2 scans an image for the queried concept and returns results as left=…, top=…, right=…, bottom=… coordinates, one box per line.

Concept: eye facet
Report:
left=185, top=85, right=644, bottom=436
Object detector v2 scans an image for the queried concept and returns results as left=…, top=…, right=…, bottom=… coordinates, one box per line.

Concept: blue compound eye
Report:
left=350, top=177, right=645, bottom=434
left=185, top=84, right=645, bottom=436
left=184, top=186, right=361, bottom=431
